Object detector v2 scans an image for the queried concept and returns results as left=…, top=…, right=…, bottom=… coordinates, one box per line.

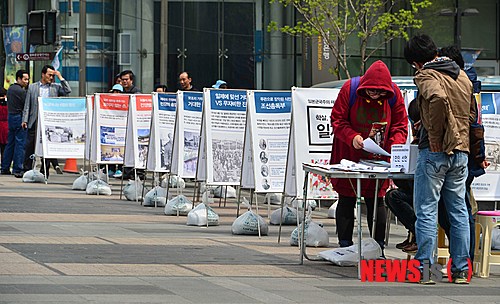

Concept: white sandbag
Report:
left=213, top=185, right=236, bottom=198
left=290, top=220, right=329, bottom=247
left=231, top=210, right=268, bottom=235
left=89, top=169, right=106, bottom=181
left=164, top=195, right=193, bottom=215
left=492, top=228, right=500, bottom=250
left=160, top=175, right=186, bottom=188
left=318, top=238, right=382, bottom=266
left=22, top=170, right=45, bottom=183
left=143, top=186, right=168, bottom=207
left=264, top=193, right=282, bottom=205
left=187, top=203, right=220, bottom=226
left=291, top=199, right=317, bottom=211
left=85, top=180, right=112, bottom=196
left=123, top=179, right=144, bottom=201
left=72, top=174, right=88, bottom=190
left=269, top=206, right=298, bottom=225
left=328, top=201, right=338, bottom=219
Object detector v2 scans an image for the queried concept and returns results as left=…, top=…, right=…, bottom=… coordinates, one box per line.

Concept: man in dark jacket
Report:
left=1, top=70, right=29, bottom=177
left=120, top=70, right=141, bottom=94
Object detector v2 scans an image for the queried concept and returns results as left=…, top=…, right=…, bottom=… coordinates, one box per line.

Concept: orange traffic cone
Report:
left=63, top=158, right=79, bottom=173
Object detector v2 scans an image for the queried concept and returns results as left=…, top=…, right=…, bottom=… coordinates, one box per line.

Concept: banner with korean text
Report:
left=124, top=94, right=152, bottom=169
left=241, top=90, right=292, bottom=192
left=171, top=91, right=203, bottom=178
left=284, top=87, right=340, bottom=199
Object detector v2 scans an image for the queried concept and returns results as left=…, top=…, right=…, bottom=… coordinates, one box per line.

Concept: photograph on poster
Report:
left=160, top=133, right=173, bottom=170
left=262, top=178, right=270, bottom=190
left=138, top=129, right=150, bottom=143
left=44, top=125, right=77, bottom=143
left=101, top=145, right=124, bottom=162
left=260, top=165, right=269, bottom=177
left=259, top=138, right=267, bottom=150
left=100, top=126, right=125, bottom=145
left=485, top=142, right=500, bottom=171
left=212, top=137, right=243, bottom=183
left=259, top=151, right=268, bottom=164
left=183, top=130, right=199, bottom=176
left=138, top=144, right=148, bottom=168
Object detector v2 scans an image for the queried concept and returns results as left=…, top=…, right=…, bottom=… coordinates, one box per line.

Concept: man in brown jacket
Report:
left=404, top=34, right=473, bottom=284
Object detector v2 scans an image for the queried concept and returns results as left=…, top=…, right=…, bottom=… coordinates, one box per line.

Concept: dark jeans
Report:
left=336, top=195, right=387, bottom=248
left=1, top=113, right=27, bottom=173
left=385, top=189, right=416, bottom=234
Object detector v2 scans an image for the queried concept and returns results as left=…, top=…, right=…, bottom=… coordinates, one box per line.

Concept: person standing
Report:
left=1, top=70, right=29, bottom=177
left=120, top=70, right=141, bottom=94
left=329, top=60, right=408, bottom=253
left=178, top=72, right=199, bottom=91
left=404, top=34, right=473, bottom=284
left=22, top=65, right=71, bottom=177
left=0, top=88, right=8, bottom=164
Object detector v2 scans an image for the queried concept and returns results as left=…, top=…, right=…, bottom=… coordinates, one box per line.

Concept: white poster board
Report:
left=284, top=87, right=340, bottom=199
left=37, top=97, right=87, bottom=158
left=171, top=91, right=203, bottom=178
left=84, top=95, right=94, bottom=161
left=241, top=90, right=292, bottom=193
left=471, top=92, right=500, bottom=200
left=90, top=93, right=130, bottom=164
left=124, top=94, right=152, bottom=169
left=147, top=92, right=177, bottom=172
left=197, top=88, right=247, bottom=185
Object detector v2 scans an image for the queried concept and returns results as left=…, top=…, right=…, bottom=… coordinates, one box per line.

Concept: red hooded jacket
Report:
left=329, top=60, right=408, bottom=197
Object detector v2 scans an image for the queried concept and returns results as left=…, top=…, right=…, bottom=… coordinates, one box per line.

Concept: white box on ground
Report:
left=391, top=144, right=418, bottom=174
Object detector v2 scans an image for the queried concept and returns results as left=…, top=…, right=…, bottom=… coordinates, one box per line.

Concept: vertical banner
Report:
left=84, top=95, right=94, bottom=161
left=284, top=87, right=340, bottom=199
left=241, top=90, right=292, bottom=193
left=124, top=94, right=153, bottom=169
left=147, top=92, right=177, bottom=172
left=170, top=91, right=203, bottom=178
left=471, top=92, right=500, bottom=200
left=2, top=26, right=26, bottom=89
left=90, top=93, right=129, bottom=164
left=38, top=97, right=87, bottom=158
left=197, top=88, right=247, bottom=185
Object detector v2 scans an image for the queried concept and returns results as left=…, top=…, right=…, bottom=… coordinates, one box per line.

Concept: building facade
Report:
left=0, top=0, right=499, bottom=95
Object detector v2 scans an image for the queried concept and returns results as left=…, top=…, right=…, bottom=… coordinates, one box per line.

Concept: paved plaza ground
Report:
left=0, top=171, right=499, bottom=303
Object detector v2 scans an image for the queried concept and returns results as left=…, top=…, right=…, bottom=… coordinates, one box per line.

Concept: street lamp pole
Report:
left=454, top=0, right=461, bottom=49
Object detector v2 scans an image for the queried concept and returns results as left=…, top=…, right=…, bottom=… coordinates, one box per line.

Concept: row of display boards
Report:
left=34, top=89, right=500, bottom=201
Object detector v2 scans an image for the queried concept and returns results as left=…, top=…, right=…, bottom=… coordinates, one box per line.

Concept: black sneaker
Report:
left=418, top=269, right=436, bottom=285
left=396, top=236, right=410, bottom=249
left=0, top=170, right=11, bottom=175
left=451, top=271, right=470, bottom=284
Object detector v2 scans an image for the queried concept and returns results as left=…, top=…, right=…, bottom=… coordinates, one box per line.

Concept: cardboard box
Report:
left=391, top=144, right=418, bottom=174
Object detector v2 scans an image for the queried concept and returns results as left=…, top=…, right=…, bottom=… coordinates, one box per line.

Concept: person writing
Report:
left=329, top=60, right=408, bottom=254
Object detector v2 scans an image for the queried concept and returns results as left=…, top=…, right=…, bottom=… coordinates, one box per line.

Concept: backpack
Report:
left=348, top=76, right=398, bottom=109
left=469, top=95, right=486, bottom=177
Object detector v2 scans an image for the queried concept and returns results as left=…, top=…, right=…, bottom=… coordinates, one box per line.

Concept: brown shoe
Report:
left=402, top=242, right=418, bottom=253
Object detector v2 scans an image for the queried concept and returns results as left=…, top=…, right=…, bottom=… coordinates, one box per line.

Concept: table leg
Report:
left=357, top=178, right=362, bottom=279
left=371, top=179, right=380, bottom=238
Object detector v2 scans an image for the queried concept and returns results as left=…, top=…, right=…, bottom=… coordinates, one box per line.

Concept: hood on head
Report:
left=356, top=60, right=395, bottom=100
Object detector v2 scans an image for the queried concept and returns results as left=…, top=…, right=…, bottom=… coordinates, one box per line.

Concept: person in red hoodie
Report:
left=330, top=60, right=408, bottom=251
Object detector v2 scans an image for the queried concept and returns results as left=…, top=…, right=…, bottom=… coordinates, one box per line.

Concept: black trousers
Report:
left=336, top=195, right=387, bottom=248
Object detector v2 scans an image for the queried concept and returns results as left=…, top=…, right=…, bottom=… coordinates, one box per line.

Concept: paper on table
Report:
left=363, top=138, right=391, bottom=157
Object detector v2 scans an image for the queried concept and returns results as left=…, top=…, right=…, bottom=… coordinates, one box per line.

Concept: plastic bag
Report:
left=123, top=179, right=144, bottom=201
left=328, top=201, right=338, bottom=219
left=85, top=180, right=112, bottom=196
left=161, top=175, right=186, bottom=189
left=22, top=170, right=45, bottom=183
left=213, top=185, right=236, bottom=198
left=187, top=203, right=220, bottom=226
left=318, top=238, right=382, bottom=266
left=290, top=220, right=329, bottom=247
left=269, top=206, right=299, bottom=225
left=264, top=193, right=283, bottom=205
left=231, top=210, right=268, bottom=235
left=72, top=173, right=88, bottom=190
left=164, top=195, right=193, bottom=215
left=143, top=186, right=168, bottom=207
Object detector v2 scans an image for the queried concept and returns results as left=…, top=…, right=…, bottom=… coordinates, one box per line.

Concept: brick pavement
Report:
left=0, top=173, right=499, bottom=303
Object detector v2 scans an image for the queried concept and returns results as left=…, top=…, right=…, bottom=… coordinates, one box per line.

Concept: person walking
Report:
left=1, top=70, right=29, bottom=177
left=329, top=60, right=408, bottom=254
left=22, top=65, right=71, bottom=178
left=404, top=34, right=473, bottom=284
